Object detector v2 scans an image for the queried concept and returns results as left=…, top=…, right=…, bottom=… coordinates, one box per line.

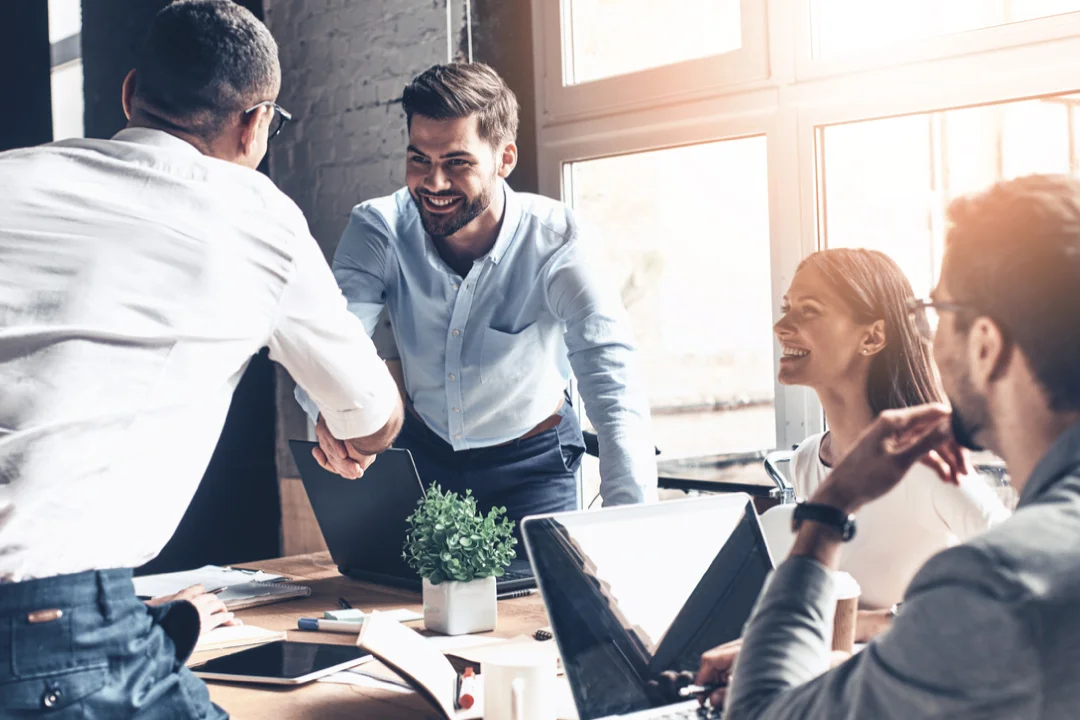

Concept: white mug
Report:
left=481, top=650, right=556, bottom=720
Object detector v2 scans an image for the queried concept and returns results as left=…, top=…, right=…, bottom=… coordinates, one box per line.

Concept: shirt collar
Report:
left=487, top=179, right=522, bottom=265
left=417, top=179, right=523, bottom=273
left=111, top=127, right=203, bottom=157
left=1017, top=419, right=1080, bottom=508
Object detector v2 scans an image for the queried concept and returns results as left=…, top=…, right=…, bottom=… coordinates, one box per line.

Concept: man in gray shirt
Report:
left=699, top=173, right=1080, bottom=718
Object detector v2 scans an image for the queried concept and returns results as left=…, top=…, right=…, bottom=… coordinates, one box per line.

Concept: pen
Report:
left=297, top=617, right=364, bottom=634
left=456, top=667, right=477, bottom=710
left=497, top=588, right=536, bottom=600
left=209, top=587, right=226, bottom=595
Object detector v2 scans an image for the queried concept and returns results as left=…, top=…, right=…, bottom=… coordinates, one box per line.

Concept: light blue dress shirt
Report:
left=296, top=180, right=656, bottom=505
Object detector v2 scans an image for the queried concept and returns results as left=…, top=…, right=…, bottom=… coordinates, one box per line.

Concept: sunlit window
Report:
left=811, top=0, right=1080, bottom=58
left=48, top=0, right=83, bottom=140
left=819, top=93, right=1080, bottom=299
left=565, top=0, right=741, bottom=85
left=566, top=137, right=775, bottom=499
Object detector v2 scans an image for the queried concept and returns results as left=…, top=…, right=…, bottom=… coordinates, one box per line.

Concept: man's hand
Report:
left=144, top=584, right=241, bottom=636
left=696, top=639, right=852, bottom=708
left=313, top=415, right=375, bottom=479
left=813, top=403, right=970, bottom=514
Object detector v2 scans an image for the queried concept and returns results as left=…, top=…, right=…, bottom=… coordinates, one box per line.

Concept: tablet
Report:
left=191, top=641, right=370, bottom=685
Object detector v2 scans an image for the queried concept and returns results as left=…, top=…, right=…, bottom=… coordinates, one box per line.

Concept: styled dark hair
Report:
left=133, top=0, right=279, bottom=139
left=799, top=248, right=942, bottom=414
left=402, top=63, right=519, bottom=146
left=944, top=174, right=1080, bottom=412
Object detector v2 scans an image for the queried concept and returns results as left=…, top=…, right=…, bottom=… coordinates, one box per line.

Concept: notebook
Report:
left=134, top=565, right=311, bottom=611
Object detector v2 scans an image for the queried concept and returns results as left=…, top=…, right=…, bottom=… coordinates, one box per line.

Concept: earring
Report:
left=862, top=349, right=869, bottom=355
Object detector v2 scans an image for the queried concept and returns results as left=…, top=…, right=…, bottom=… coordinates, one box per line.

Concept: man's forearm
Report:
left=345, top=398, right=404, bottom=456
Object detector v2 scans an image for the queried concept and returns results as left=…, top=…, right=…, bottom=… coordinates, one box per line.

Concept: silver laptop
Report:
left=522, top=494, right=773, bottom=720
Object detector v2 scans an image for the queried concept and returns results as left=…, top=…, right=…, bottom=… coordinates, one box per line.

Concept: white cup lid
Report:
left=833, top=570, right=862, bottom=600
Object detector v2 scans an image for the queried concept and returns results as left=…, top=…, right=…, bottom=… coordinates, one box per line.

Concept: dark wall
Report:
left=80, top=0, right=280, bottom=573
left=0, top=3, right=52, bottom=151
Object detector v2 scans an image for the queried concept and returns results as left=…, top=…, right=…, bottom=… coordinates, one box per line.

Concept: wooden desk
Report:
left=196, top=552, right=549, bottom=719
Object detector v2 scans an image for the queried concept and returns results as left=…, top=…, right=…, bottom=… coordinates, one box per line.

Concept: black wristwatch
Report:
left=791, top=502, right=857, bottom=542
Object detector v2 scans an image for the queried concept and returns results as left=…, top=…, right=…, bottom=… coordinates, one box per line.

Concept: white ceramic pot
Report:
left=422, top=575, right=497, bottom=635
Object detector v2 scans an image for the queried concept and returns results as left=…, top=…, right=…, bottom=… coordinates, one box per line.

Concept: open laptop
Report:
left=289, top=440, right=535, bottom=593
left=522, top=494, right=773, bottom=720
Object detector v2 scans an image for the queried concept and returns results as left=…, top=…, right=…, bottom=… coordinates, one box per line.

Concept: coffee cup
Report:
left=832, top=571, right=861, bottom=653
left=482, top=649, right=556, bottom=720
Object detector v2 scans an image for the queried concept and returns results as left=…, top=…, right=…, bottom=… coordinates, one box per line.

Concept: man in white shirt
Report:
left=0, top=1, right=401, bottom=716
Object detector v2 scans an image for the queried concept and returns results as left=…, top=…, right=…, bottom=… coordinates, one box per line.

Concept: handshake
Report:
left=310, top=405, right=405, bottom=479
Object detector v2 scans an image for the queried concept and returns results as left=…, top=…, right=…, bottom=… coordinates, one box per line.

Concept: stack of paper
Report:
left=133, top=565, right=283, bottom=599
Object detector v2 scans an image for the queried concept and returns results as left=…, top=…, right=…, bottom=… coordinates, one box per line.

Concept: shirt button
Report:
left=448, top=374, right=456, bottom=381
left=452, top=407, right=460, bottom=413
left=452, top=329, right=461, bottom=337
left=454, top=433, right=462, bottom=439
left=452, top=283, right=460, bottom=290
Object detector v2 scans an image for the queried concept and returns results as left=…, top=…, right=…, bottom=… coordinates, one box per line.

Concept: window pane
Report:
left=50, top=60, right=84, bottom=141
left=812, top=0, right=1080, bottom=58
left=47, top=0, right=81, bottom=44
left=566, top=0, right=741, bottom=85
left=567, top=137, right=776, bottom=499
left=820, top=94, right=1079, bottom=301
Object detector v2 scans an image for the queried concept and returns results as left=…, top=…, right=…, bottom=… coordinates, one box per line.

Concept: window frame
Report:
left=533, top=0, right=770, bottom=124
left=532, top=0, right=1080, bottom=455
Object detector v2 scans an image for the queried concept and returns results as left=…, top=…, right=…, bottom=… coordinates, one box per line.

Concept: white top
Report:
left=0, top=128, right=400, bottom=581
left=759, top=431, right=1011, bottom=608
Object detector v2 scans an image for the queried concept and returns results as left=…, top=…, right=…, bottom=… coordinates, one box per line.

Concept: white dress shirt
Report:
left=0, top=128, right=399, bottom=581
left=759, top=431, right=1011, bottom=608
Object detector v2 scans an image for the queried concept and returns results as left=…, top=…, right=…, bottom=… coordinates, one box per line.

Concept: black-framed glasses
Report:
left=906, top=297, right=969, bottom=340
left=244, top=100, right=293, bottom=140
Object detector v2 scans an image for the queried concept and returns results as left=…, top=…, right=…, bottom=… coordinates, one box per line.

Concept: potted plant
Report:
left=402, top=484, right=517, bottom=635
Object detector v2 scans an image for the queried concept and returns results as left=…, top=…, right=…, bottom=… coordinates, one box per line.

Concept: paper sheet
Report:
left=193, top=625, right=286, bottom=653
left=319, top=670, right=416, bottom=694
left=133, top=565, right=282, bottom=598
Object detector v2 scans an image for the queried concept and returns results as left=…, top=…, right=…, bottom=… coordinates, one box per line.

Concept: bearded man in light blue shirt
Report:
left=298, top=63, right=656, bottom=527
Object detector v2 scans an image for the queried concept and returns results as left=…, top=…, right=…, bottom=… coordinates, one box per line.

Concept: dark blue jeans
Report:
left=0, top=569, right=226, bottom=718
left=396, top=400, right=585, bottom=543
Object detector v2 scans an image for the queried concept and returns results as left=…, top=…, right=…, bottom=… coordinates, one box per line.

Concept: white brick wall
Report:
left=264, top=0, right=468, bottom=258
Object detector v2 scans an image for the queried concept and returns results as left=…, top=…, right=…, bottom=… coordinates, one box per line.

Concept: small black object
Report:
left=791, top=502, right=857, bottom=541
left=338, top=597, right=352, bottom=610
left=534, top=629, right=553, bottom=641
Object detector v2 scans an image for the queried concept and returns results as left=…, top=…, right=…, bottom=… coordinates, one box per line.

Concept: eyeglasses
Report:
left=906, top=297, right=969, bottom=340
left=244, top=100, right=293, bottom=140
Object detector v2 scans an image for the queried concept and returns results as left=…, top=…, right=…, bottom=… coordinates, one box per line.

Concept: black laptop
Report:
left=289, top=440, right=535, bottom=593
left=522, top=494, right=773, bottom=720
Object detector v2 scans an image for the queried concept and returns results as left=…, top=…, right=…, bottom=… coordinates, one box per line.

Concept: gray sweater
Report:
left=725, top=420, right=1080, bottom=719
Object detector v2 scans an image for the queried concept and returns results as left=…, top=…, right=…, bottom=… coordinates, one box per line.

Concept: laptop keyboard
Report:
left=501, top=567, right=533, bottom=581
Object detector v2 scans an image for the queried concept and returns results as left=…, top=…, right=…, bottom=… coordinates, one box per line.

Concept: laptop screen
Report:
left=522, top=495, right=773, bottom=720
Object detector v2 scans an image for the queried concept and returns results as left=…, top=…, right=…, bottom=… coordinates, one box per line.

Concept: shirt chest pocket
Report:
left=480, top=323, right=542, bottom=383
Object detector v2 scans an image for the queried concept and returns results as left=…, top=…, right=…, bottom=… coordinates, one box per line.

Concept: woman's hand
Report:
left=144, top=584, right=242, bottom=635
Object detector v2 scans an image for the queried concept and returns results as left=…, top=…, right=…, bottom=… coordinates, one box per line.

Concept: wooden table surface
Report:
left=195, top=552, right=551, bottom=719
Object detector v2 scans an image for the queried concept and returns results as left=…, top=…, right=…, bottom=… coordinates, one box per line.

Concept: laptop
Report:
left=522, top=494, right=773, bottom=720
left=289, top=440, right=535, bottom=593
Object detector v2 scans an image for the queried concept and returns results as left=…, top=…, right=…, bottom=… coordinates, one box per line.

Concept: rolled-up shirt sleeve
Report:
left=724, top=548, right=1040, bottom=719
left=268, top=227, right=399, bottom=440
left=544, top=239, right=657, bottom=506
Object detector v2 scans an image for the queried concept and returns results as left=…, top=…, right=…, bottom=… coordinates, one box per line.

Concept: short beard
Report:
left=412, top=182, right=493, bottom=239
left=947, top=369, right=990, bottom=451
